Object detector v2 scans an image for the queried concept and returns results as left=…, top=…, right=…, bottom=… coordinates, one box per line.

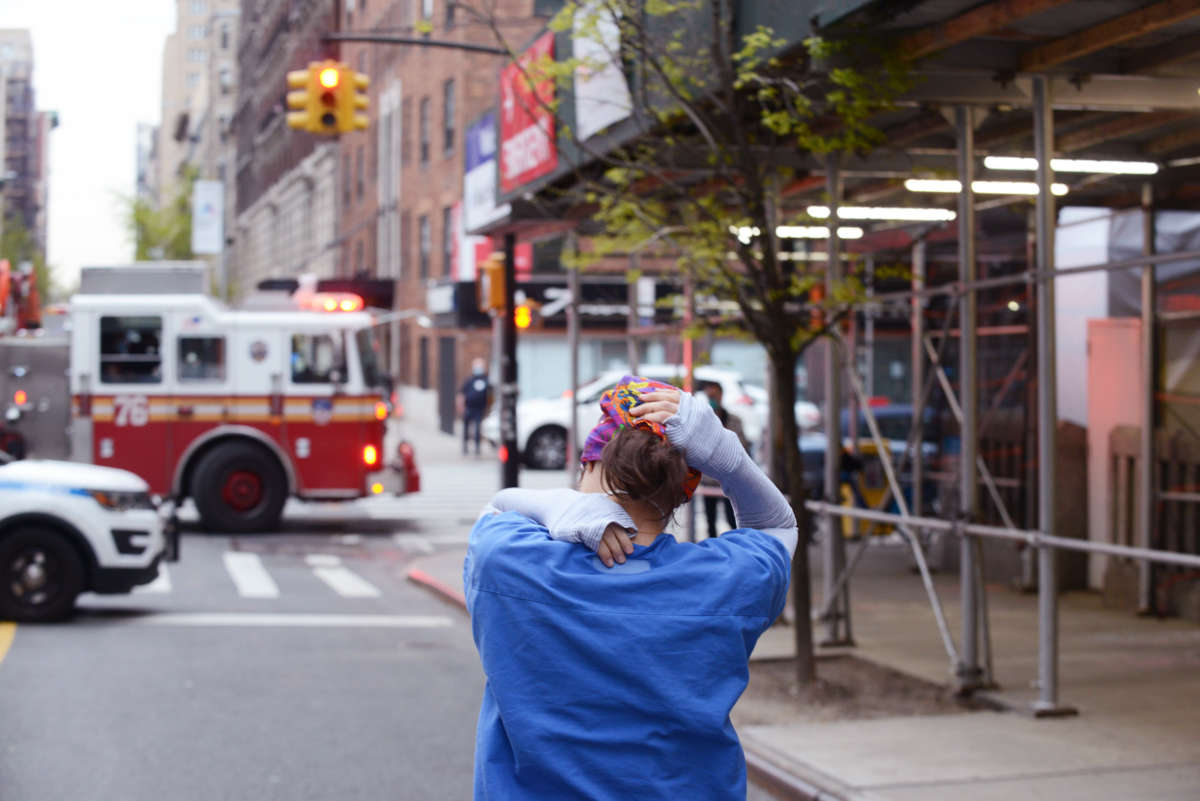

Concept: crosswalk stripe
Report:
left=134, top=564, right=172, bottom=594
left=223, top=552, right=280, bottom=598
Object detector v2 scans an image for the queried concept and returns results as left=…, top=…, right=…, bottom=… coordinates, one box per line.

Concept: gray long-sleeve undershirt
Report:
left=481, top=391, right=798, bottom=556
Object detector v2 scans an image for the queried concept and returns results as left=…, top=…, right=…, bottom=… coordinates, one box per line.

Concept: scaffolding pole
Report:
left=1032, top=75, right=1074, bottom=717
left=957, top=105, right=983, bottom=691
left=1138, top=183, right=1157, bottom=614
left=821, top=155, right=853, bottom=646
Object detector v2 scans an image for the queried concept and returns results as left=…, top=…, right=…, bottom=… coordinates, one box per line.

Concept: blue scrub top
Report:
left=465, top=510, right=790, bottom=801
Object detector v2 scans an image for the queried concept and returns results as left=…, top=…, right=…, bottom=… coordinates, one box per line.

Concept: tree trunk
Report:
left=768, top=346, right=816, bottom=684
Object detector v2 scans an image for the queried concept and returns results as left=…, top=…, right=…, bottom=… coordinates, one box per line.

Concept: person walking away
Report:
left=457, top=358, right=490, bottom=456
left=465, top=375, right=796, bottom=800
left=698, top=381, right=746, bottom=539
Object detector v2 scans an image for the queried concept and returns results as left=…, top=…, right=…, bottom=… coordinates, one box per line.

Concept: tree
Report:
left=463, top=0, right=911, bottom=683
left=122, top=166, right=197, bottom=261
left=0, top=214, right=54, bottom=304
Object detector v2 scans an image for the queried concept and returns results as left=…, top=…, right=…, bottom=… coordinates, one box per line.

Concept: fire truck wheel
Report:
left=191, top=442, right=287, bottom=534
left=0, top=526, right=85, bottom=622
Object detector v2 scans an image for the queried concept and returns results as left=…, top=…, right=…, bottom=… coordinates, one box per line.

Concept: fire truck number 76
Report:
left=114, top=395, right=149, bottom=427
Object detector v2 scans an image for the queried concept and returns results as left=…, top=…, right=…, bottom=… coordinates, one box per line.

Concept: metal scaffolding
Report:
left=810, top=76, right=1198, bottom=716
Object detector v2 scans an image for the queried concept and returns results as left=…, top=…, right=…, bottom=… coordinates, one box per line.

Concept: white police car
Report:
left=0, top=460, right=176, bottom=622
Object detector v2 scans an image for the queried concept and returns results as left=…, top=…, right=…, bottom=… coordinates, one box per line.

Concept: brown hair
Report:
left=598, top=426, right=692, bottom=521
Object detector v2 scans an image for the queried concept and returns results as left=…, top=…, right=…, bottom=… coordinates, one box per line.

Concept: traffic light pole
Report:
left=500, top=232, right=519, bottom=488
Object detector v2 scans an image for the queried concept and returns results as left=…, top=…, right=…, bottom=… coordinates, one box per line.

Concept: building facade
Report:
left=0, top=29, right=51, bottom=253
left=231, top=0, right=340, bottom=297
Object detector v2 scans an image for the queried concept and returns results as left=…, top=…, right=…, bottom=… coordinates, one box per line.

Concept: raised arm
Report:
left=480, top=488, right=636, bottom=565
left=633, top=390, right=798, bottom=556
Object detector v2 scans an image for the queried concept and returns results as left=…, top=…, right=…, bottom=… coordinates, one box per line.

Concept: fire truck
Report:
left=63, top=264, right=418, bottom=533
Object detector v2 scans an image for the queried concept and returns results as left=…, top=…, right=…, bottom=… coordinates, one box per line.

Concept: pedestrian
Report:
left=698, top=380, right=746, bottom=539
left=457, top=358, right=490, bottom=456
left=465, top=375, right=795, bottom=800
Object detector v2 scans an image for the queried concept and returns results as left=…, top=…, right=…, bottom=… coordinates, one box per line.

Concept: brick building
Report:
left=232, top=0, right=341, bottom=295
left=333, top=0, right=543, bottom=432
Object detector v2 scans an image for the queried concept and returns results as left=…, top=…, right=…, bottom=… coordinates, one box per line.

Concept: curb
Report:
left=744, top=748, right=849, bottom=801
left=406, top=567, right=468, bottom=612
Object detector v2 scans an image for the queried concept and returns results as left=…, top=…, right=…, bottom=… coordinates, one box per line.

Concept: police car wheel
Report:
left=192, top=442, right=287, bottom=534
left=0, top=526, right=85, bottom=622
left=525, top=426, right=567, bottom=470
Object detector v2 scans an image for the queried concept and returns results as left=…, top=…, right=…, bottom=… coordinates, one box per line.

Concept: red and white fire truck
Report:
left=66, top=264, right=418, bottom=533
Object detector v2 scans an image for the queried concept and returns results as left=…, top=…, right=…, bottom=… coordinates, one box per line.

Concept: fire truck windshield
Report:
left=355, top=327, right=385, bottom=389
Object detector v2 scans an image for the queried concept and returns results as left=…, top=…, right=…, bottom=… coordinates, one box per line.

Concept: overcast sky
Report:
left=6, top=0, right=175, bottom=290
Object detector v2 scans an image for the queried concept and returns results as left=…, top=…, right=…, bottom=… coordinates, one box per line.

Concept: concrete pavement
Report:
left=401, top=389, right=1200, bottom=800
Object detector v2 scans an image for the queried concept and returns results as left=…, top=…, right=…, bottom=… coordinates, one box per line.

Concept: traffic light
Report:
left=285, top=61, right=370, bottom=135
left=477, top=252, right=506, bottom=313
left=514, top=299, right=542, bottom=330
left=515, top=303, right=533, bottom=330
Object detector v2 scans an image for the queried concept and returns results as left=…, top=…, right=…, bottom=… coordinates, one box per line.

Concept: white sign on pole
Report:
left=573, top=3, right=632, bottom=141
left=191, top=180, right=224, bottom=255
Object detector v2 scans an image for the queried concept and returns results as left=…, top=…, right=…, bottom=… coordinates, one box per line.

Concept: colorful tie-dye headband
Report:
left=580, top=375, right=702, bottom=499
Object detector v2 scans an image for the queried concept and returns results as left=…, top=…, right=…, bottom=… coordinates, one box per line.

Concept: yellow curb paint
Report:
left=0, top=622, right=15, bottom=665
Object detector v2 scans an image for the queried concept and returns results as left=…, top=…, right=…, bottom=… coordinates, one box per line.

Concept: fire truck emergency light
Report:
left=363, top=444, right=379, bottom=466
left=309, top=292, right=364, bottom=312
left=12, top=390, right=26, bottom=406
left=374, top=402, right=388, bottom=421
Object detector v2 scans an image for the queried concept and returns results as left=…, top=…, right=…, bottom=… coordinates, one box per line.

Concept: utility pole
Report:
left=500, top=232, right=519, bottom=488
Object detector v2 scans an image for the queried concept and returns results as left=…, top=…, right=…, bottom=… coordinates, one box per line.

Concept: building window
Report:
left=421, top=0, right=433, bottom=19
left=189, top=0, right=207, bottom=15
left=100, top=316, right=162, bottom=384
left=355, top=145, right=364, bottom=201
left=418, top=214, right=431, bottom=279
left=419, top=97, right=430, bottom=166
left=187, top=48, right=207, bottom=63
left=401, top=98, right=411, bottom=165
left=343, top=154, right=351, bottom=207
left=355, top=240, right=365, bottom=275
left=186, top=72, right=201, bottom=89
left=220, top=24, right=230, bottom=50
left=219, top=68, right=233, bottom=94
left=178, top=337, right=226, bottom=382
left=441, top=206, right=454, bottom=277
left=446, top=0, right=456, bottom=24
left=442, top=79, right=455, bottom=155
left=188, top=25, right=206, bottom=40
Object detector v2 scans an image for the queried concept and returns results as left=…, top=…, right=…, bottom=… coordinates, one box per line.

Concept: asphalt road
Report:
left=0, top=460, right=786, bottom=801
left=0, top=518, right=483, bottom=801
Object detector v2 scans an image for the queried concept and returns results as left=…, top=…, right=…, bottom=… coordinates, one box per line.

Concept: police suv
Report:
left=0, top=459, right=175, bottom=621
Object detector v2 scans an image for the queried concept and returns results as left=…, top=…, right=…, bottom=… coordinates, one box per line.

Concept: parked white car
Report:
left=0, top=460, right=176, bottom=621
left=743, top=383, right=822, bottom=433
left=482, top=365, right=765, bottom=470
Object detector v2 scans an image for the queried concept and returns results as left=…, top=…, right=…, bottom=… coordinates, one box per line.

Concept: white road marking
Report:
left=222, top=552, right=280, bottom=598
left=312, top=565, right=382, bottom=598
left=133, top=564, right=172, bottom=594
left=392, top=534, right=435, bottom=553
left=128, top=612, right=451, bottom=627
left=304, top=553, right=342, bottom=567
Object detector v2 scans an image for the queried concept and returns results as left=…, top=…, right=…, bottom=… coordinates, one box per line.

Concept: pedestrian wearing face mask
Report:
left=457, top=358, right=491, bottom=457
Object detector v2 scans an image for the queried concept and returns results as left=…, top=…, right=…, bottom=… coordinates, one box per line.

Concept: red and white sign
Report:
left=500, top=32, right=557, bottom=193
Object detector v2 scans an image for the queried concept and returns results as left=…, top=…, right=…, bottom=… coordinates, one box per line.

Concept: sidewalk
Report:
left=408, top=530, right=1200, bottom=801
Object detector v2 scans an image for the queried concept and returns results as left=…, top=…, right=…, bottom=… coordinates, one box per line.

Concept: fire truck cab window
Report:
left=100, top=316, right=162, bottom=384
left=178, top=336, right=226, bottom=381
left=291, top=333, right=346, bottom=384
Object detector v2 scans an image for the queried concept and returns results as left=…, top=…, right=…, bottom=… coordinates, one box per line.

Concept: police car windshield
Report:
left=355, top=328, right=384, bottom=388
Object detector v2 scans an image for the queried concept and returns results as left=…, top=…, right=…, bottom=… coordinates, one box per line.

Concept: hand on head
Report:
left=628, top=389, right=681, bottom=425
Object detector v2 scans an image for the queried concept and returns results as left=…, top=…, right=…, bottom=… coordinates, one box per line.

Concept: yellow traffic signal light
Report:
left=477, top=252, right=506, bottom=313
left=341, top=70, right=369, bottom=132
left=285, top=60, right=370, bottom=135
left=515, top=303, right=533, bottom=329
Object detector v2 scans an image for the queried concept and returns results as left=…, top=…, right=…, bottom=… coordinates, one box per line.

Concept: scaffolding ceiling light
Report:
left=905, top=179, right=1069, bottom=196
left=984, top=156, right=1159, bottom=175
left=807, top=205, right=957, bottom=222
left=731, top=225, right=864, bottom=244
